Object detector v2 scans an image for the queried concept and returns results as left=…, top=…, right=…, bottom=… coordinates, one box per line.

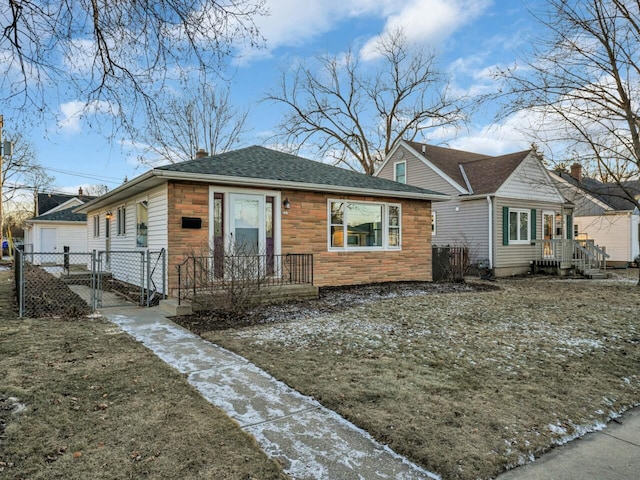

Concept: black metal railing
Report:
left=177, top=253, right=313, bottom=305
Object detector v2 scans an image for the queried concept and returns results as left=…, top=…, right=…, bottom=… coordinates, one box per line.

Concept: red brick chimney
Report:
left=570, top=163, right=582, bottom=180
left=78, top=186, right=83, bottom=195
left=195, top=148, right=208, bottom=159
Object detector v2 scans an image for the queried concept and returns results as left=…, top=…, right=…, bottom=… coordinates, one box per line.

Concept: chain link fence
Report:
left=14, top=249, right=166, bottom=318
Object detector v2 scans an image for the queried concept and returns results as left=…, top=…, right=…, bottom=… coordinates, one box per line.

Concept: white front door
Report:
left=229, top=193, right=265, bottom=255
left=41, top=228, right=57, bottom=252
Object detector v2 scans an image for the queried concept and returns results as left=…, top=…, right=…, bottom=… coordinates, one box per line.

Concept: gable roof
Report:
left=77, top=146, right=449, bottom=213
left=157, top=146, right=446, bottom=196
left=28, top=206, right=87, bottom=223
left=404, top=141, right=531, bottom=195
left=37, top=192, right=96, bottom=215
left=554, top=170, right=640, bottom=211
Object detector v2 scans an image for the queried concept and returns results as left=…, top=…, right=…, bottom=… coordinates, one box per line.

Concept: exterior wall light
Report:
left=282, top=197, right=291, bottom=212
left=105, top=211, right=113, bottom=220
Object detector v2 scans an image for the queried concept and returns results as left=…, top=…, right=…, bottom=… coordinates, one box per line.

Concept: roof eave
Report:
left=75, top=168, right=450, bottom=213
left=155, top=170, right=450, bottom=201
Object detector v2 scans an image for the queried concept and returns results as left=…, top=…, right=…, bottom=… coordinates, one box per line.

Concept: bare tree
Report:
left=83, top=184, right=109, bottom=196
left=497, top=0, right=640, bottom=282
left=2, top=132, right=54, bottom=237
left=0, top=0, right=265, bottom=131
left=497, top=0, right=640, bottom=196
left=265, top=28, right=467, bottom=174
left=138, top=79, right=250, bottom=164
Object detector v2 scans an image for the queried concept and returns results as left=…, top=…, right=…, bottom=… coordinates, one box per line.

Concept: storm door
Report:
left=542, top=211, right=555, bottom=258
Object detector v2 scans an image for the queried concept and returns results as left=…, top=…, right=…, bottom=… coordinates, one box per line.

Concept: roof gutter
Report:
left=74, top=170, right=159, bottom=213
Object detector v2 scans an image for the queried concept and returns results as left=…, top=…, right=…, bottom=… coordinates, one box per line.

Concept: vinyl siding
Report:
left=495, top=198, right=572, bottom=273
left=554, top=178, right=608, bottom=216
left=377, top=146, right=462, bottom=196
left=83, top=185, right=169, bottom=292
left=147, top=185, right=168, bottom=250
left=575, top=214, right=634, bottom=262
left=497, top=154, right=564, bottom=203
left=432, top=198, right=489, bottom=263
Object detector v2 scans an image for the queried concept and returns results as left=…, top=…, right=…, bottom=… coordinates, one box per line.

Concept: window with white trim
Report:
left=394, top=161, right=406, bottom=184
left=328, top=200, right=401, bottom=251
left=117, top=206, right=126, bottom=236
left=508, top=208, right=530, bottom=244
left=136, top=200, right=148, bottom=248
left=93, top=215, right=100, bottom=237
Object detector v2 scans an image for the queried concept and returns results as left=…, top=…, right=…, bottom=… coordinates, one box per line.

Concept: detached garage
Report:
left=24, top=207, right=88, bottom=264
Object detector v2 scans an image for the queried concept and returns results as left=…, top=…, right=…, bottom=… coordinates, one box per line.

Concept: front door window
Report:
left=543, top=211, right=555, bottom=258
left=231, top=194, right=264, bottom=255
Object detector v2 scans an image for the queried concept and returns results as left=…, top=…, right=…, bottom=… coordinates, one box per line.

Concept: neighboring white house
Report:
left=24, top=193, right=93, bottom=264
left=551, top=164, right=640, bottom=266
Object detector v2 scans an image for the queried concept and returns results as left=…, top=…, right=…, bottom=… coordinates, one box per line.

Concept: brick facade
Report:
left=280, top=189, right=431, bottom=287
left=166, top=181, right=432, bottom=294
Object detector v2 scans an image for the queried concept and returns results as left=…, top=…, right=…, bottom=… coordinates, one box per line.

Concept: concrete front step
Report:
left=160, top=298, right=193, bottom=316
left=160, top=284, right=319, bottom=316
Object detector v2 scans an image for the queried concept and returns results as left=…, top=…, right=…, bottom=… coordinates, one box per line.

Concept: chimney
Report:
left=78, top=186, right=83, bottom=195
left=195, top=148, right=208, bottom=159
left=570, top=162, right=582, bottom=180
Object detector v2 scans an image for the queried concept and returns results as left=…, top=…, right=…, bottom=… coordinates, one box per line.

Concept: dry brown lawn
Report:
left=0, top=269, right=288, bottom=480
left=204, top=272, right=640, bottom=480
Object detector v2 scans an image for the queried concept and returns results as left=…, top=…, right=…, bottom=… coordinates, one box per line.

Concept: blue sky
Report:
left=14, top=0, right=546, bottom=195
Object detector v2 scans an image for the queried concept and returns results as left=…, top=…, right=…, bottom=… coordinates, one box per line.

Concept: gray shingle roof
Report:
left=157, top=145, right=446, bottom=197
left=555, top=170, right=640, bottom=210
left=406, top=141, right=531, bottom=194
left=31, top=207, right=87, bottom=223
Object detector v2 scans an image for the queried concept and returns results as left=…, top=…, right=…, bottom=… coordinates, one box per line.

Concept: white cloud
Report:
left=360, top=0, right=492, bottom=60
left=58, top=100, right=112, bottom=134
left=235, top=0, right=460, bottom=64
left=448, top=111, right=537, bottom=156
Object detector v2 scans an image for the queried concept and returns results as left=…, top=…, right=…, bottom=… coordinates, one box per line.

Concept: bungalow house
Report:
left=375, top=141, right=606, bottom=277
left=23, top=189, right=95, bottom=260
left=75, top=146, right=448, bottom=302
left=551, top=163, right=639, bottom=266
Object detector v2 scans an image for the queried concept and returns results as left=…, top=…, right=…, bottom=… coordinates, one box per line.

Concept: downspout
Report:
left=487, top=195, right=493, bottom=269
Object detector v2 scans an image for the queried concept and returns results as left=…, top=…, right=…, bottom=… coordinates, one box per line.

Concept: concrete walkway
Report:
left=102, top=306, right=439, bottom=480
left=498, top=406, right=640, bottom=480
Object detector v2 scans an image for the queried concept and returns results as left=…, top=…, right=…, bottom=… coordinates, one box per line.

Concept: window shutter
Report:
left=502, top=207, right=509, bottom=245
left=530, top=209, right=537, bottom=240
left=566, top=214, right=573, bottom=239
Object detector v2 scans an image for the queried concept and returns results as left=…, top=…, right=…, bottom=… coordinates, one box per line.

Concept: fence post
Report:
left=139, top=251, right=145, bottom=307
left=146, top=250, right=151, bottom=307
left=162, top=249, right=166, bottom=302
left=17, top=249, right=24, bottom=317
left=63, top=246, right=70, bottom=273
left=90, top=250, right=96, bottom=311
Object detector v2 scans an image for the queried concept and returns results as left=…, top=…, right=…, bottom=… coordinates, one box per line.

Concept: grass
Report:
left=0, top=269, right=288, bottom=480
left=203, top=273, right=640, bottom=480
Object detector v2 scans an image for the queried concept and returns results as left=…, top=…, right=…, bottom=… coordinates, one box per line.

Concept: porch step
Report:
left=160, top=298, right=193, bottom=316
left=582, top=269, right=607, bottom=279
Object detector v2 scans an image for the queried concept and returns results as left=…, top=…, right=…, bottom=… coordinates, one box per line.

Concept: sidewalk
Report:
left=498, top=407, right=640, bottom=480
left=103, top=306, right=439, bottom=480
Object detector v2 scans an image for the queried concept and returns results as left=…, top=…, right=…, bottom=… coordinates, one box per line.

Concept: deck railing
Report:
left=534, top=239, right=609, bottom=272
left=177, top=253, right=313, bottom=305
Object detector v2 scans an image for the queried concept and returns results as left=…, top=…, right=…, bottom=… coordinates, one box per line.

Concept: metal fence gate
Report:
left=15, top=249, right=166, bottom=317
